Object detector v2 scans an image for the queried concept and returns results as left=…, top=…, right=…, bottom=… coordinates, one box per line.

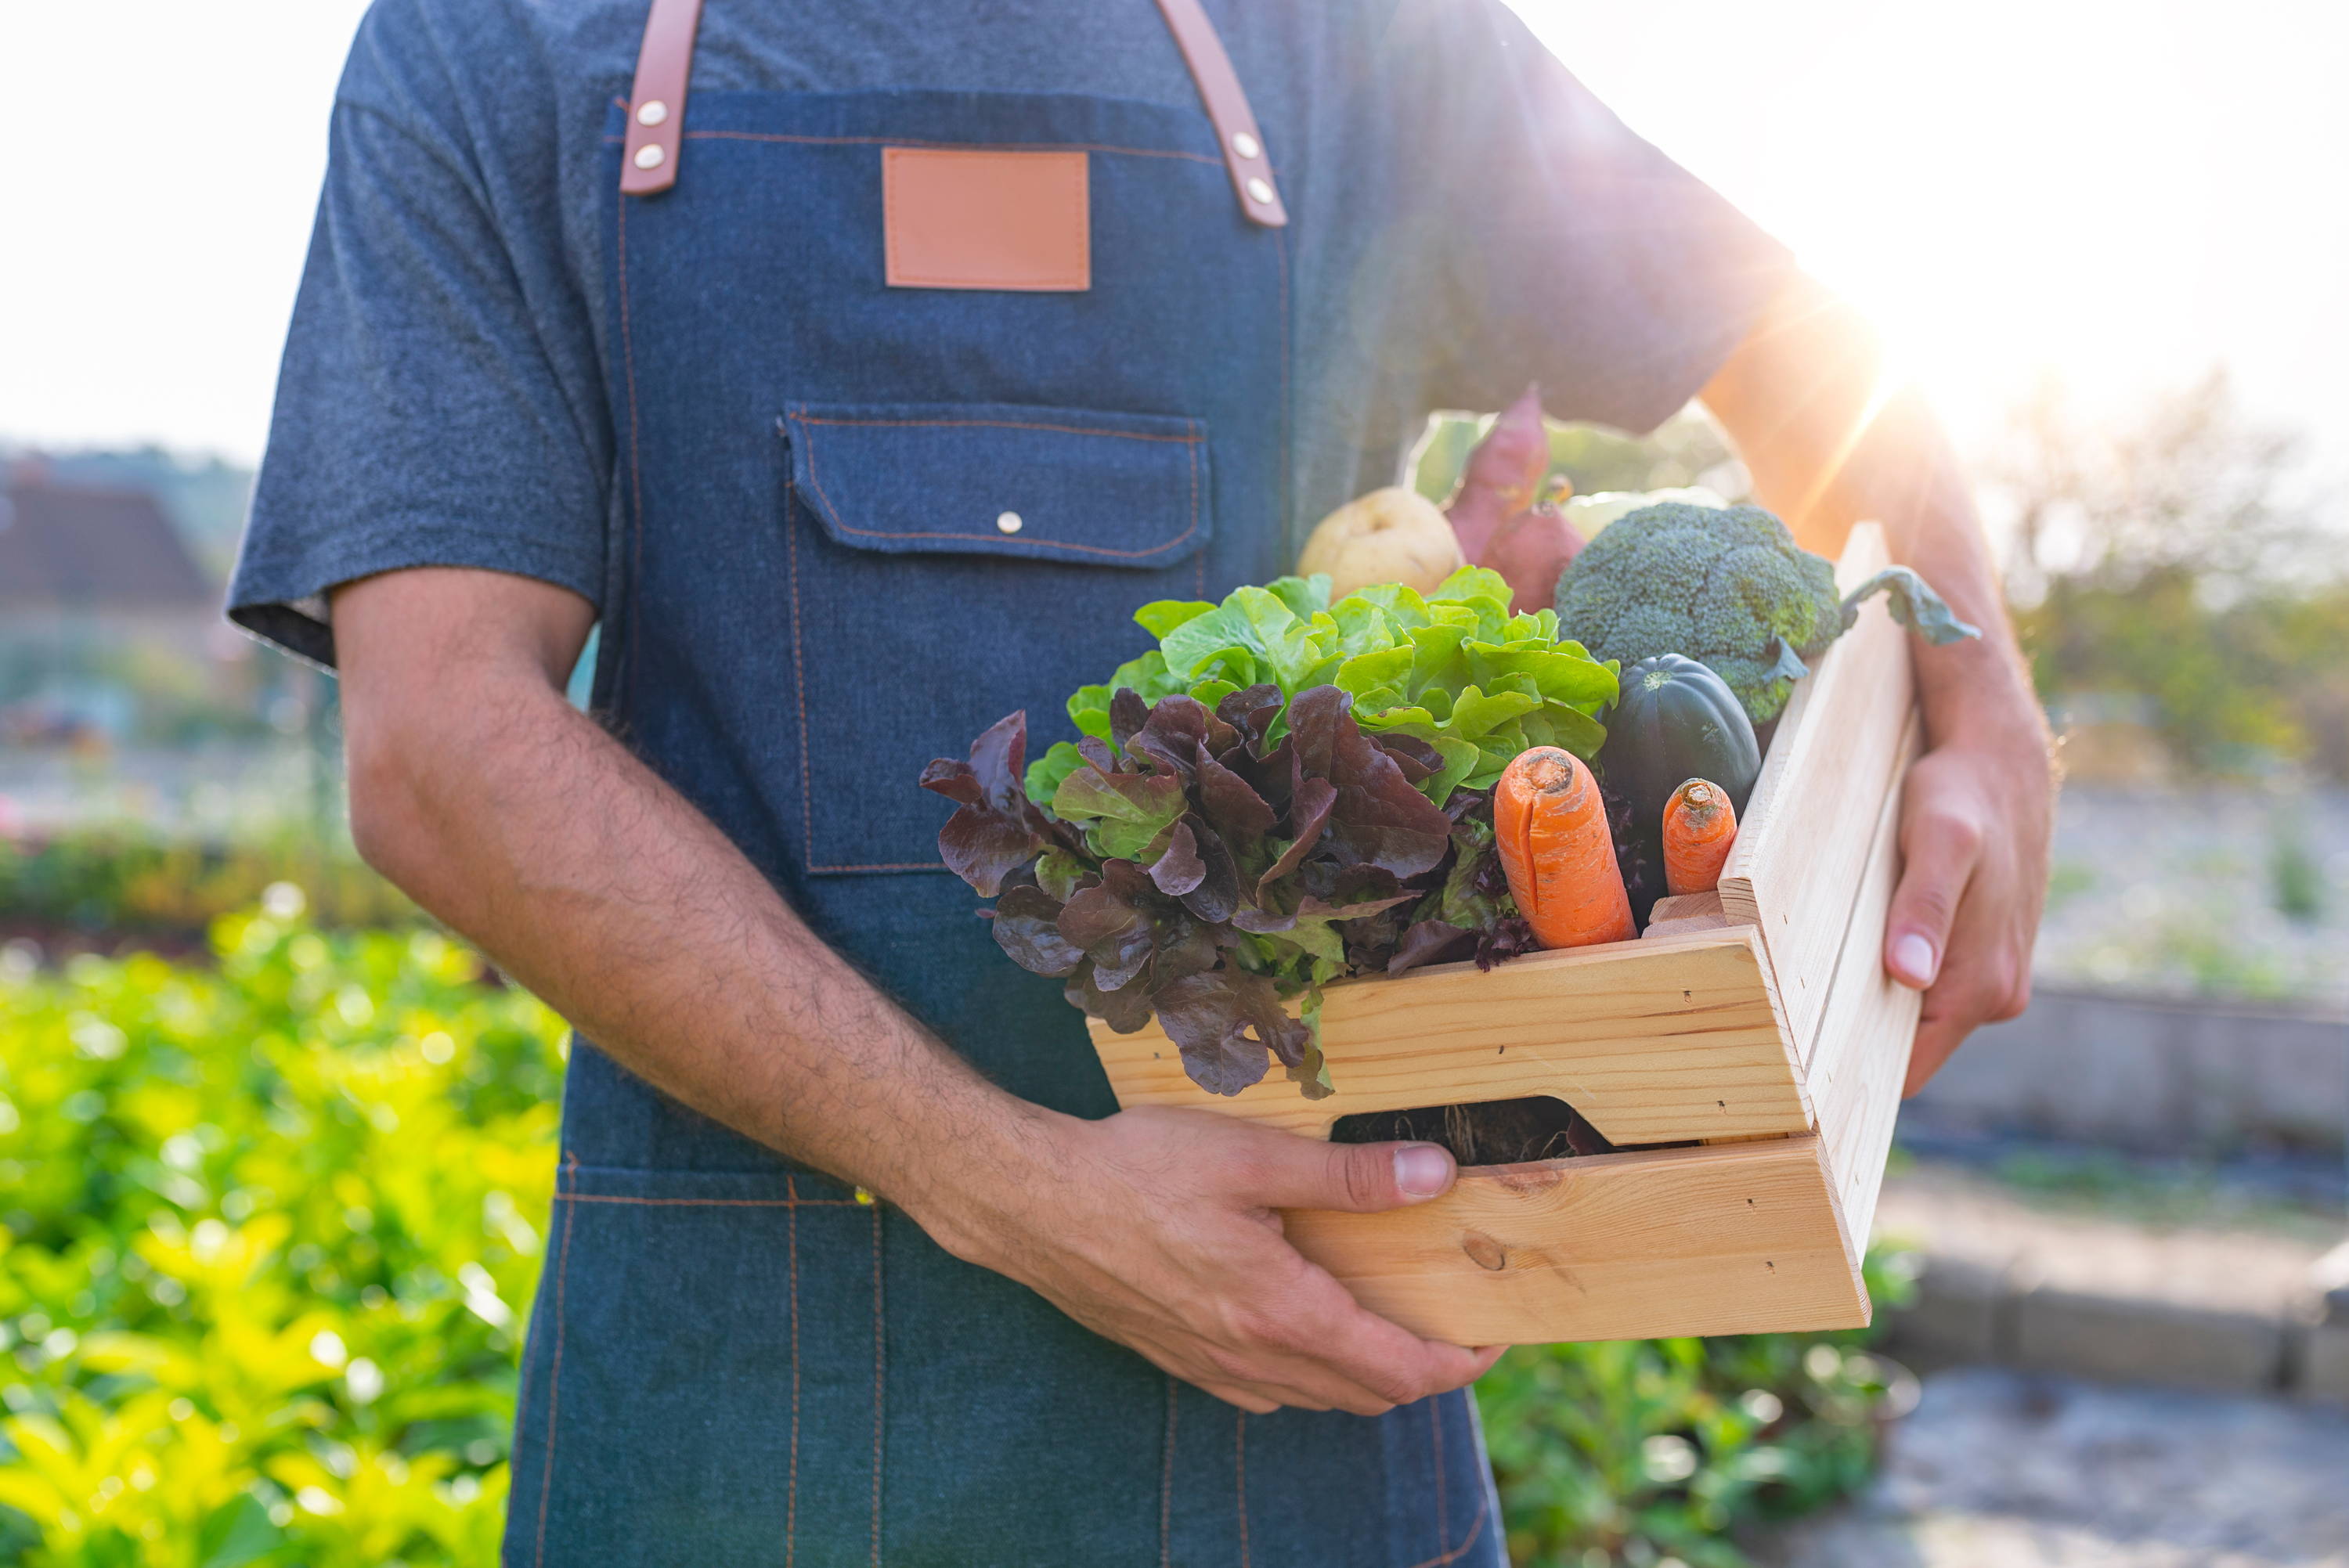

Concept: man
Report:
left=230, top=0, right=2052, bottom=1562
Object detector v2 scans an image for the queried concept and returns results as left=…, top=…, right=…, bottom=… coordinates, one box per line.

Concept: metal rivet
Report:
left=1246, top=176, right=1274, bottom=205
left=636, top=99, right=669, bottom=127
left=1231, top=130, right=1261, bottom=160
left=633, top=143, right=666, bottom=171
left=996, top=511, right=1023, bottom=535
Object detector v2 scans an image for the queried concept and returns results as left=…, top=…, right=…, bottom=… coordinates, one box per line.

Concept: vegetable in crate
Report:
left=1662, top=778, right=1737, bottom=896
left=1553, top=501, right=1981, bottom=724
left=1441, top=385, right=1584, bottom=616
left=926, top=568, right=1618, bottom=1100
left=1295, top=486, right=1463, bottom=600
left=1598, top=653, right=1761, bottom=831
left=1494, top=747, right=1635, bottom=949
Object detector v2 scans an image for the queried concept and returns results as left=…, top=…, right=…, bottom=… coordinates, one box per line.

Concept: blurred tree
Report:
left=1992, top=371, right=2349, bottom=778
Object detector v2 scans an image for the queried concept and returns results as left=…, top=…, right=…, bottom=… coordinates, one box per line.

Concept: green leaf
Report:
left=1051, top=767, right=1188, bottom=862
left=1428, top=565, right=1514, bottom=606
left=199, top=1494, right=285, bottom=1568
left=1066, top=684, right=1116, bottom=744
left=1335, top=645, right=1416, bottom=698
left=1026, top=741, right=1088, bottom=806
left=1442, top=684, right=1542, bottom=741
left=1467, top=643, right=1620, bottom=711
left=1161, top=585, right=1332, bottom=693
left=1426, top=735, right=1483, bottom=804
left=1134, top=599, right=1217, bottom=639
left=1265, top=574, right=1333, bottom=619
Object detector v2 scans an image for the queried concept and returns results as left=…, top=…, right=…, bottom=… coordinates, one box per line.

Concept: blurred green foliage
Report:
left=1478, top=1251, right=1917, bottom=1568
left=0, top=832, right=413, bottom=938
left=0, top=906, right=562, bottom=1566
left=0, top=913, right=1911, bottom=1566
left=1998, top=371, right=2349, bottom=782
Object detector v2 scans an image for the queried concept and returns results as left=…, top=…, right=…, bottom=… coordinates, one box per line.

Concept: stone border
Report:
left=1889, top=1238, right=2349, bottom=1404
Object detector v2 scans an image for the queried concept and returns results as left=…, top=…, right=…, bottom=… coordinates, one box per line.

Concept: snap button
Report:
left=633, top=143, right=666, bottom=171
left=996, top=511, right=1023, bottom=535
left=1245, top=176, right=1274, bottom=205
left=636, top=99, right=669, bottom=127
left=1231, top=131, right=1261, bottom=160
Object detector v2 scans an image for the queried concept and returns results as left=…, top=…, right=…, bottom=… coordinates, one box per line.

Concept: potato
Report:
left=1297, top=487, right=1465, bottom=600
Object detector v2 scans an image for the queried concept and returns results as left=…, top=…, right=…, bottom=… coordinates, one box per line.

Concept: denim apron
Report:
left=503, top=7, right=1503, bottom=1564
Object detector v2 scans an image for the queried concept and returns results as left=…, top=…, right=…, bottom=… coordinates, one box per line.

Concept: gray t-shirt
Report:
left=230, top=0, right=1788, bottom=665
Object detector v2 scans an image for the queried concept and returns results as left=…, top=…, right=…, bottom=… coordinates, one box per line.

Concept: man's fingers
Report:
left=1903, top=1009, right=1968, bottom=1098
left=1232, top=1131, right=1457, bottom=1213
left=1885, top=784, right=1985, bottom=991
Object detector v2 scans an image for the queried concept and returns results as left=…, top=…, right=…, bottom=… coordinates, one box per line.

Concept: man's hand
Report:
left=1701, top=273, right=2059, bottom=1093
left=920, top=1107, right=1503, bottom=1416
left=1884, top=701, right=2055, bottom=1093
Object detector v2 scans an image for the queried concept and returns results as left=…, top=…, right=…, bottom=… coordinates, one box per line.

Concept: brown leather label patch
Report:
left=882, top=147, right=1090, bottom=292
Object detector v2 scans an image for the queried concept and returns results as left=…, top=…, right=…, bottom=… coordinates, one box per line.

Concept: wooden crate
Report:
left=1086, top=524, right=1923, bottom=1344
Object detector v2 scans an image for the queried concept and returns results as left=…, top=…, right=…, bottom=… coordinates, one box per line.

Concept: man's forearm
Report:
left=334, top=572, right=1055, bottom=1242
left=1699, top=278, right=2040, bottom=744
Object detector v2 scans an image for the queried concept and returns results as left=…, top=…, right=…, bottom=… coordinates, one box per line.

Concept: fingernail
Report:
left=1395, top=1144, right=1452, bottom=1199
left=1891, top=932, right=1939, bottom=986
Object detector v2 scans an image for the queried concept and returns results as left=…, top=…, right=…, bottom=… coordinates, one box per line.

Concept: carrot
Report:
left=1662, top=777, right=1738, bottom=896
left=1494, top=747, right=1636, bottom=949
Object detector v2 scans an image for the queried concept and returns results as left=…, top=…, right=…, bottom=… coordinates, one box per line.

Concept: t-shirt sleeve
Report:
left=229, top=3, right=608, bottom=668
left=1395, top=0, right=1794, bottom=431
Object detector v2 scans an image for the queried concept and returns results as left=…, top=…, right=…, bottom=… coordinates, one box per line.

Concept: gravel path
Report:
left=1761, top=1367, right=2349, bottom=1566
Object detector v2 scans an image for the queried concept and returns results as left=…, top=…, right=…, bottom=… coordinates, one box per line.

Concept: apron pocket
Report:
left=778, top=400, right=1213, bottom=876
left=509, top=1162, right=883, bottom=1568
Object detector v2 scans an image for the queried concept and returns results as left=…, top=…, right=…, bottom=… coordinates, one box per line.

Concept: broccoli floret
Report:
left=1553, top=503, right=1842, bottom=725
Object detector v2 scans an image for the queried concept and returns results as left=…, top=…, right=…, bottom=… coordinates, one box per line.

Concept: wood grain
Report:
left=1719, top=523, right=1915, bottom=1065
left=1283, top=1135, right=1868, bottom=1344
left=1088, top=926, right=1809, bottom=1147
left=1805, top=716, right=1925, bottom=1260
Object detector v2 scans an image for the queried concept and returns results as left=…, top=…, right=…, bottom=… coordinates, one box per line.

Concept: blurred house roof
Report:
left=0, top=470, right=218, bottom=611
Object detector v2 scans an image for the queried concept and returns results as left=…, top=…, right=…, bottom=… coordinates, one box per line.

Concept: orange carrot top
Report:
left=1662, top=777, right=1738, bottom=896
left=1493, top=748, right=1636, bottom=949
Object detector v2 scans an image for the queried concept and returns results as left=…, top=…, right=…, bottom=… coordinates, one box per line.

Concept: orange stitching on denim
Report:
left=551, top=1191, right=860, bottom=1207
left=1274, top=222, right=1292, bottom=553
left=531, top=1152, right=579, bottom=1568
left=1234, top=1411, right=1250, bottom=1568
left=785, top=449, right=819, bottom=878
left=810, top=861, right=948, bottom=872
left=787, top=1175, right=800, bottom=1568
left=870, top=1202, right=886, bottom=1568
left=788, top=412, right=1202, bottom=561
left=1159, top=1375, right=1177, bottom=1567
left=1401, top=1503, right=1486, bottom=1568
left=791, top=413, right=1201, bottom=445
left=1431, top=1396, right=1447, bottom=1549
left=618, top=184, right=644, bottom=705
left=1184, top=421, right=1200, bottom=593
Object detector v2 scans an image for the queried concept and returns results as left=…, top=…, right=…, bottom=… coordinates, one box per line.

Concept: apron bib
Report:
left=505, top=8, right=1501, bottom=1564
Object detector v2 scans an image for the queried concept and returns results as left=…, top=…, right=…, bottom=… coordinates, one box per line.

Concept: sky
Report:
left=3, top=0, right=2345, bottom=474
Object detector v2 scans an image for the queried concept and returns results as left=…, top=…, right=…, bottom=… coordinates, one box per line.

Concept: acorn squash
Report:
left=1598, top=654, right=1763, bottom=836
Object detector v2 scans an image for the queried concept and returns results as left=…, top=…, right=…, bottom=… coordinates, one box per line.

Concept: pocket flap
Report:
left=781, top=401, right=1210, bottom=568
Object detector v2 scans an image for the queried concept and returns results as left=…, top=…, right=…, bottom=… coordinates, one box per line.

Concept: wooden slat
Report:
left=1719, top=522, right=1915, bottom=1064
left=1806, top=716, right=1925, bottom=1262
left=1284, top=1135, right=1867, bottom=1344
left=1088, top=926, right=1808, bottom=1146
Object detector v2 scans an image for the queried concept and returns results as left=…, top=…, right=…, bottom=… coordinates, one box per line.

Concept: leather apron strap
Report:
left=619, top=0, right=702, bottom=195
left=1149, top=0, right=1287, bottom=226
left=618, top=0, right=1286, bottom=225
